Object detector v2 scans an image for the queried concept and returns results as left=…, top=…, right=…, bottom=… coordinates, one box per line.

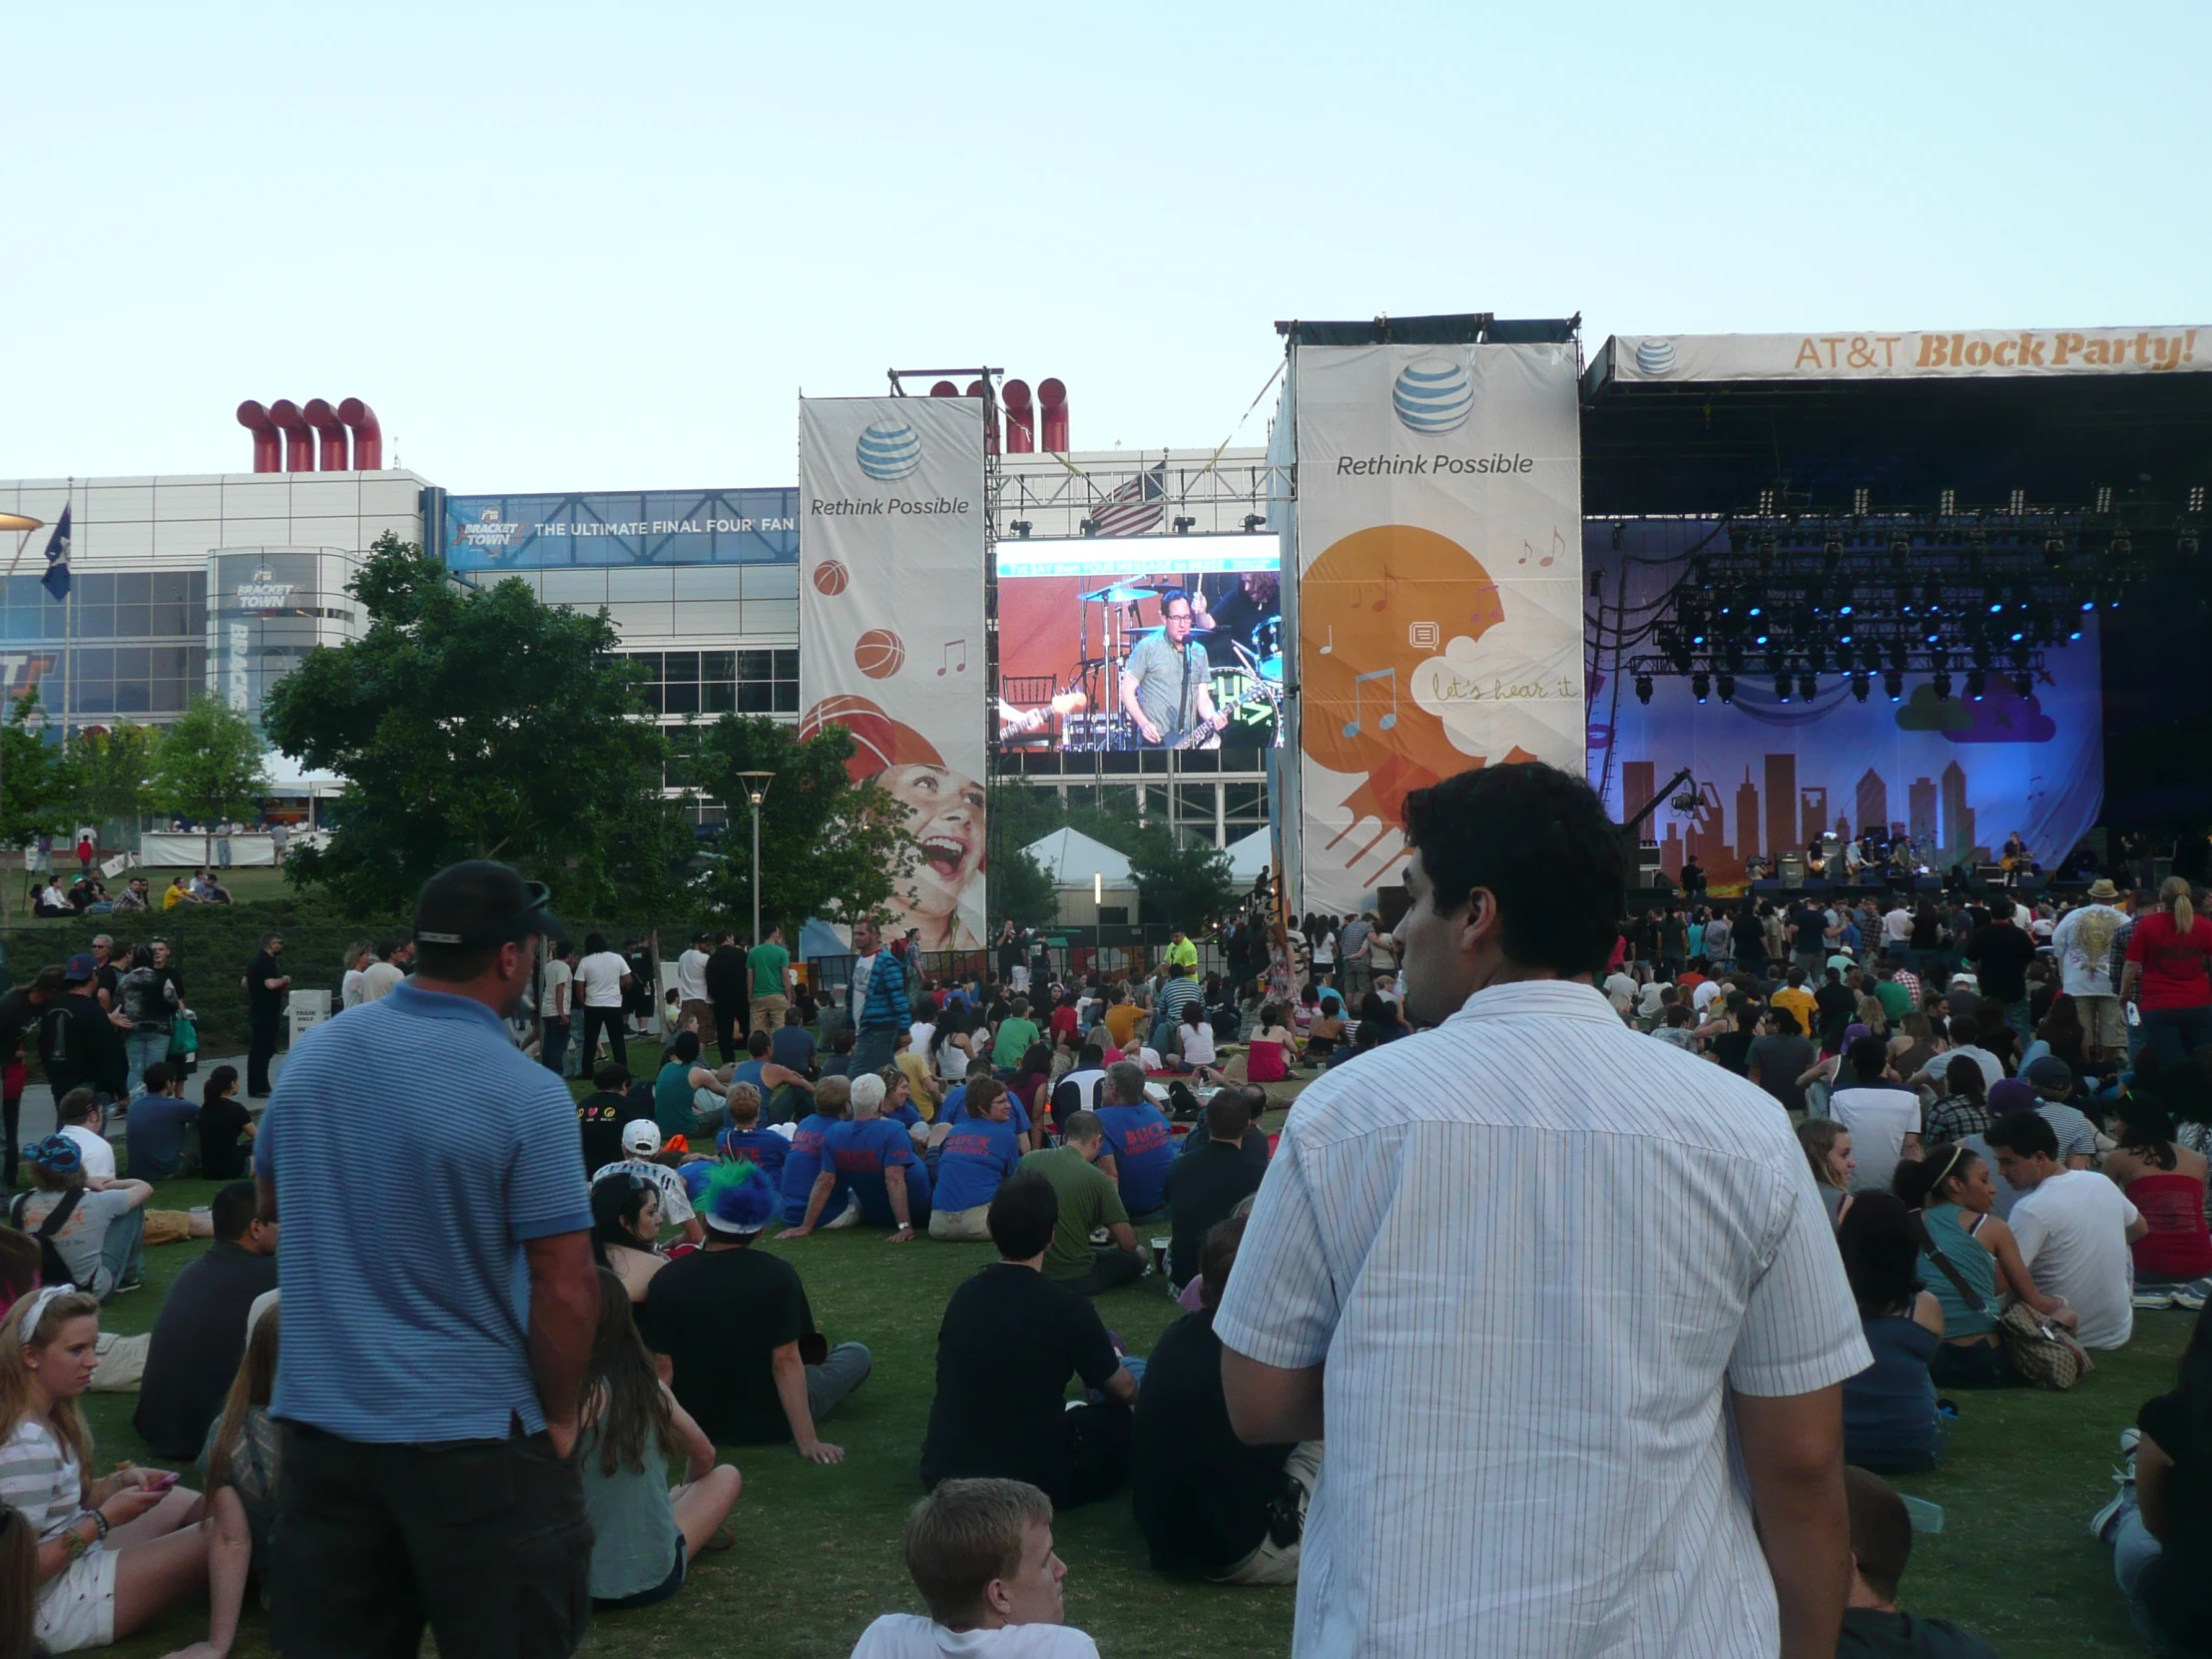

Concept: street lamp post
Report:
left=738, top=770, right=775, bottom=946
left=1094, top=870, right=1103, bottom=981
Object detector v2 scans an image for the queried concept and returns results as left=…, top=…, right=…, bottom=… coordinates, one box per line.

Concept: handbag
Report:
left=167, top=1013, right=200, bottom=1078
left=1914, top=1214, right=2092, bottom=1390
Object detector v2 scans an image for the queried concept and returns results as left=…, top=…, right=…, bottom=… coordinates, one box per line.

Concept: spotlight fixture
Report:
left=1716, top=673, right=1736, bottom=704
left=1798, top=672, right=1818, bottom=702
left=1965, top=669, right=1987, bottom=702
left=1171, top=516, right=1196, bottom=535
left=1078, top=518, right=1097, bottom=536
left=1775, top=674, right=1792, bottom=704
left=1634, top=674, right=1653, bottom=705
left=1850, top=673, right=1870, bottom=703
left=1889, top=534, right=1911, bottom=572
left=1242, top=513, right=1267, bottom=533
left=1692, top=671, right=1710, bottom=703
left=2013, top=671, right=2033, bottom=696
left=1884, top=670, right=1903, bottom=701
left=1934, top=670, right=1953, bottom=701
left=1010, top=520, right=1033, bottom=539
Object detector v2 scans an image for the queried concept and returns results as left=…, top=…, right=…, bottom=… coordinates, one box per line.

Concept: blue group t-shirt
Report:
left=826, top=1117, right=927, bottom=1227
left=1095, top=1101, right=1175, bottom=1213
left=258, top=983, right=591, bottom=1442
left=780, top=1113, right=847, bottom=1225
left=718, top=1126, right=790, bottom=1178
left=931, top=1117, right=1023, bottom=1214
left=942, top=1089, right=1031, bottom=1138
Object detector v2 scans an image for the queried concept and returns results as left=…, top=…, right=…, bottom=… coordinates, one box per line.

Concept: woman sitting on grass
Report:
left=2099, top=1095, right=2212, bottom=1294
left=0, top=1288, right=223, bottom=1655
left=1836, top=1193, right=1945, bottom=1475
left=578, top=1263, right=742, bottom=1611
left=1894, top=1142, right=2075, bottom=1388
left=592, top=1173, right=670, bottom=1303
left=187, top=1298, right=281, bottom=1659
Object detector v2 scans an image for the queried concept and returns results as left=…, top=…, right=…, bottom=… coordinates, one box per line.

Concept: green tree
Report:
left=149, top=695, right=271, bottom=861
left=264, top=533, right=687, bottom=917
left=60, top=721, right=160, bottom=839
left=988, top=841, right=1059, bottom=932
left=0, top=689, right=69, bottom=851
left=690, top=714, right=914, bottom=933
left=1128, top=824, right=1236, bottom=929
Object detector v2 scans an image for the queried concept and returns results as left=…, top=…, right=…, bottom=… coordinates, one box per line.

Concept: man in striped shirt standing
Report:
left=1217, top=763, right=1869, bottom=1659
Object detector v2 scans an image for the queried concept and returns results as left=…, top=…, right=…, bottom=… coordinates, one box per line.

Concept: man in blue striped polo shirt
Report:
left=258, top=860, right=600, bottom=1658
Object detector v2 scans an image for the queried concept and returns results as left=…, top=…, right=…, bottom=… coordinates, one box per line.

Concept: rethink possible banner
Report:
left=798, top=397, right=988, bottom=951
left=1291, top=342, right=1583, bottom=912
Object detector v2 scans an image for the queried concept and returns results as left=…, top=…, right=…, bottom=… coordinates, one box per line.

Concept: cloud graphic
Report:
left=1409, top=629, right=1583, bottom=762
left=1896, top=685, right=1972, bottom=733
left=1944, top=682, right=2057, bottom=745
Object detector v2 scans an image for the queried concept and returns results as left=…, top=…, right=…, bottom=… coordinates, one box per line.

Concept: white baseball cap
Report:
left=621, top=1120, right=662, bottom=1157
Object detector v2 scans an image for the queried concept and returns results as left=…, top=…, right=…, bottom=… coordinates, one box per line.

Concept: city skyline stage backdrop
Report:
left=1586, top=519, right=2105, bottom=891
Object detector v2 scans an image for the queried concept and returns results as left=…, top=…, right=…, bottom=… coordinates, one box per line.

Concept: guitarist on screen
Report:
left=1119, top=588, right=1228, bottom=749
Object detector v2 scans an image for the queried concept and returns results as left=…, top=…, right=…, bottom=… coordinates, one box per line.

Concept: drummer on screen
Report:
left=1190, top=569, right=1281, bottom=667
left=1119, top=589, right=1227, bottom=747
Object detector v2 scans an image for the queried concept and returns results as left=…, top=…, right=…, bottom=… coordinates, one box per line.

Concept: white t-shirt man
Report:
left=576, top=951, right=630, bottom=1009
left=1942, top=1043, right=2004, bottom=1092
left=359, top=960, right=405, bottom=1002
left=1691, top=979, right=1725, bottom=1015
left=1602, top=970, right=1639, bottom=1014
left=1214, top=980, right=1869, bottom=1659
left=675, top=947, right=710, bottom=1005
left=2009, top=1169, right=2142, bottom=1350
left=1883, top=906, right=1913, bottom=945
left=1828, top=1085, right=1923, bottom=1193
left=340, top=966, right=368, bottom=1009
left=59, top=1123, right=117, bottom=1185
left=848, top=1614, right=1099, bottom=1659
left=543, top=957, right=573, bottom=1020
left=2050, top=903, right=2127, bottom=1001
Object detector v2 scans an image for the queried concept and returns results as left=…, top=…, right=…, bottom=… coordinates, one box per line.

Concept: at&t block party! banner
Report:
left=1291, top=342, right=1583, bottom=913
left=799, top=397, right=988, bottom=951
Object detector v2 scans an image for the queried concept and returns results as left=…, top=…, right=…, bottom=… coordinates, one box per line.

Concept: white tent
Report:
left=1224, top=827, right=1273, bottom=885
left=1023, top=828, right=1132, bottom=889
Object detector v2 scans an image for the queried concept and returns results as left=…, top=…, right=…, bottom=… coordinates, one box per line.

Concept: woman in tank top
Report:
left=1896, top=1141, right=2076, bottom=1386
left=2101, top=1096, right=2212, bottom=1286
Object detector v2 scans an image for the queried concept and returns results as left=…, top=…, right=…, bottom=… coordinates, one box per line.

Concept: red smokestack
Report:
left=1039, top=378, right=1068, bottom=452
left=337, top=399, right=383, bottom=470
left=966, top=380, right=997, bottom=454
left=303, top=399, right=349, bottom=470
left=268, top=400, right=313, bottom=472
left=236, top=401, right=280, bottom=473
left=928, top=380, right=959, bottom=397
left=1002, top=379, right=1034, bottom=453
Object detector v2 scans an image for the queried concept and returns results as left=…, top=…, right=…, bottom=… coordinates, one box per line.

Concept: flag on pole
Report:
left=39, top=505, right=71, bottom=602
left=1087, top=462, right=1167, bottom=538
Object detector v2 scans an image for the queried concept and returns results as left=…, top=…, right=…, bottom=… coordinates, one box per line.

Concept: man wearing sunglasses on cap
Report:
left=256, top=860, right=599, bottom=1658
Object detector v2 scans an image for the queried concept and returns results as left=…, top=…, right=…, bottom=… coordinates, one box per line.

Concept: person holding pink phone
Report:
left=0, top=1286, right=240, bottom=1655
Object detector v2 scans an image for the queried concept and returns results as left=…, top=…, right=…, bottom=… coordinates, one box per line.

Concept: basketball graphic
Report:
left=853, top=628, right=905, bottom=679
left=812, top=559, right=849, bottom=596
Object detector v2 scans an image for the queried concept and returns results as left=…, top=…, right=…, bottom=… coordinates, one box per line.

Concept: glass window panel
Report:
left=184, top=646, right=207, bottom=680
left=773, top=681, right=798, bottom=714
left=627, top=653, right=662, bottom=684
left=114, top=573, right=152, bottom=605
left=116, top=647, right=150, bottom=679
left=604, top=568, right=675, bottom=602
left=114, top=603, right=151, bottom=638
left=636, top=684, right=663, bottom=716
left=77, top=575, right=115, bottom=605
left=774, top=650, right=799, bottom=681
left=602, top=602, right=671, bottom=637
left=739, top=682, right=772, bottom=714
left=738, top=651, right=772, bottom=684
left=115, top=676, right=150, bottom=714
left=185, top=575, right=207, bottom=605
left=663, top=682, right=699, bottom=716
left=76, top=648, right=114, bottom=680
left=538, top=570, right=607, bottom=606
left=702, top=682, right=735, bottom=714
left=677, top=600, right=743, bottom=633
left=8, top=576, right=41, bottom=607
left=702, top=651, right=736, bottom=683
left=151, top=572, right=190, bottom=604
left=663, top=651, right=699, bottom=684
left=741, top=599, right=797, bottom=635
left=149, top=599, right=190, bottom=638
left=72, top=604, right=113, bottom=638
left=76, top=681, right=115, bottom=715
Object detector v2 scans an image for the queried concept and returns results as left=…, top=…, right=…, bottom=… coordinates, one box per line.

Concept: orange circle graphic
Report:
left=812, top=559, right=849, bottom=596
left=852, top=628, right=905, bottom=680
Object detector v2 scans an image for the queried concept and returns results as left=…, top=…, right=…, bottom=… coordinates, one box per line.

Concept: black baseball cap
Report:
left=413, top=860, right=563, bottom=949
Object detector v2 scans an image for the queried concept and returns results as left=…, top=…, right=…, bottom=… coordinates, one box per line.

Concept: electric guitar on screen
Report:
left=1156, top=685, right=1276, bottom=751
left=997, top=691, right=1086, bottom=738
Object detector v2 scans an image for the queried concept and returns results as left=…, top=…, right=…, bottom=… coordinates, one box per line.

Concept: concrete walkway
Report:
left=14, top=1049, right=282, bottom=1151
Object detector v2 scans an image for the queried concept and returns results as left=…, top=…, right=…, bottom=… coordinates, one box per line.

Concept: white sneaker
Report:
left=2089, top=1480, right=2130, bottom=1543
left=821, top=1195, right=864, bottom=1231
left=2120, top=1427, right=2141, bottom=1458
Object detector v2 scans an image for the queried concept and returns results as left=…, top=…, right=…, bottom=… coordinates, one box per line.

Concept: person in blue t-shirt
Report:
left=1093, top=1060, right=1175, bottom=1220
left=778, top=1075, right=856, bottom=1230
left=928, top=1077, right=1024, bottom=1242
left=937, top=1055, right=1033, bottom=1143
left=783, top=1073, right=929, bottom=1241
left=715, top=1082, right=789, bottom=1180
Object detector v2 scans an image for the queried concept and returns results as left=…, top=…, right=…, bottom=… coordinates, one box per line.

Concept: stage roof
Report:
left=1582, top=327, right=2212, bottom=518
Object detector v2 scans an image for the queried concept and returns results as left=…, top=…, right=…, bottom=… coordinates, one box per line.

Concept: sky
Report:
left=5, top=1, right=2208, bottom=493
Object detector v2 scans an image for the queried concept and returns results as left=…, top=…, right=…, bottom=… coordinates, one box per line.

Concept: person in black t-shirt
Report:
left=133, top=1180, right=279, bottom=1458
left=1163, top=1092, right=1266, bottom=1292
left=1133, top=1211, right=1317, bottom=1584
left=1838, top=1467, right=1997, bottom=1656
left=1965, top=913, right=2035, bottom=1035
left=2099, top=1303, right=2212, bottom=1655
left=919, top=1175, right=1137, bottom=1508
left=642, top=1160, right=870, bottom=1458
left=1815, top=968, right=1858, bottom=1050
left=197, top=1064, right=255, bottom=1181
left=244, top=932, right=290, bottom=1097
left=704, top=931, right=749, bottom=1065
left=577, top=1060, right=632, bottom=1173
left=1175, top=1081, right=1270, bottom=1170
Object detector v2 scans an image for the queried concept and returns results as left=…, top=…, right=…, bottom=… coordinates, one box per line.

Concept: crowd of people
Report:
left=2, top=792, right=2210, bottom=1655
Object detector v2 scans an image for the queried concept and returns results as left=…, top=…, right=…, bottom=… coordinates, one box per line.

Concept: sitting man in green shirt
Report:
left=1016, top=1111, right=1146, bottom=1296
left=992, top=997, right=1042, bottom=1070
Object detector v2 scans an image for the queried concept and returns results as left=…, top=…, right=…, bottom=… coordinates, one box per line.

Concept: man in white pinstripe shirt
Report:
left=1217, top=763, right=1870, bottom=1659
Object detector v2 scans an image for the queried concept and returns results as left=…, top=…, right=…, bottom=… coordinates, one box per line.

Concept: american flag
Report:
left=1087, top=462, right=1166, bottom=537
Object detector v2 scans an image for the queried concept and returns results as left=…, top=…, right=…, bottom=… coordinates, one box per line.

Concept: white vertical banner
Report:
left=1293, top=342, right=1583, bottom=913
left=799, top=396, right=988, bottom=951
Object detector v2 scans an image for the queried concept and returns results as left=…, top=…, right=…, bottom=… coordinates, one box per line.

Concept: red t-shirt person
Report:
left=2125, top=910, right=2212, bottom=1009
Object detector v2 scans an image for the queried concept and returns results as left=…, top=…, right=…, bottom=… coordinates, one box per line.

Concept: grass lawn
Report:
left=81, top=1174, right=2190, bottom=1659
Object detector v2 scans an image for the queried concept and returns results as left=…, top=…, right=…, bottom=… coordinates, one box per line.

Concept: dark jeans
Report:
left=1046, top=1403, right=1133, bottom=1509
left=248, top=1014, right=281, bottom=1097
left=272, top=1423, right=591, bottom=1659
left=579, top=1007, right=628, bottom=1075
left=1063, top=1246, right=1146, bottom=1297
left=1930, top=1339, right=2019, bottom=1389
left=540, top=1016, right=570, bottom=1077
left=712, top=1003, right=745, bottom=1066
left=2143, top=1004, right=2212, bottom=1071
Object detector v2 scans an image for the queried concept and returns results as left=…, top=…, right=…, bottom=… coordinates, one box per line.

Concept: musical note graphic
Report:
left=1319, top=626, right=1335, bottom=656
left=1547, top=527, right=1565, bottom=567
left=1520, top=540, right=1534, bottom=565
left=936, top=638, right=967, bottom=676
left=1342, top=668, right=1398, bottom=739
left=1371, top=571, right=1398, bottom=612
